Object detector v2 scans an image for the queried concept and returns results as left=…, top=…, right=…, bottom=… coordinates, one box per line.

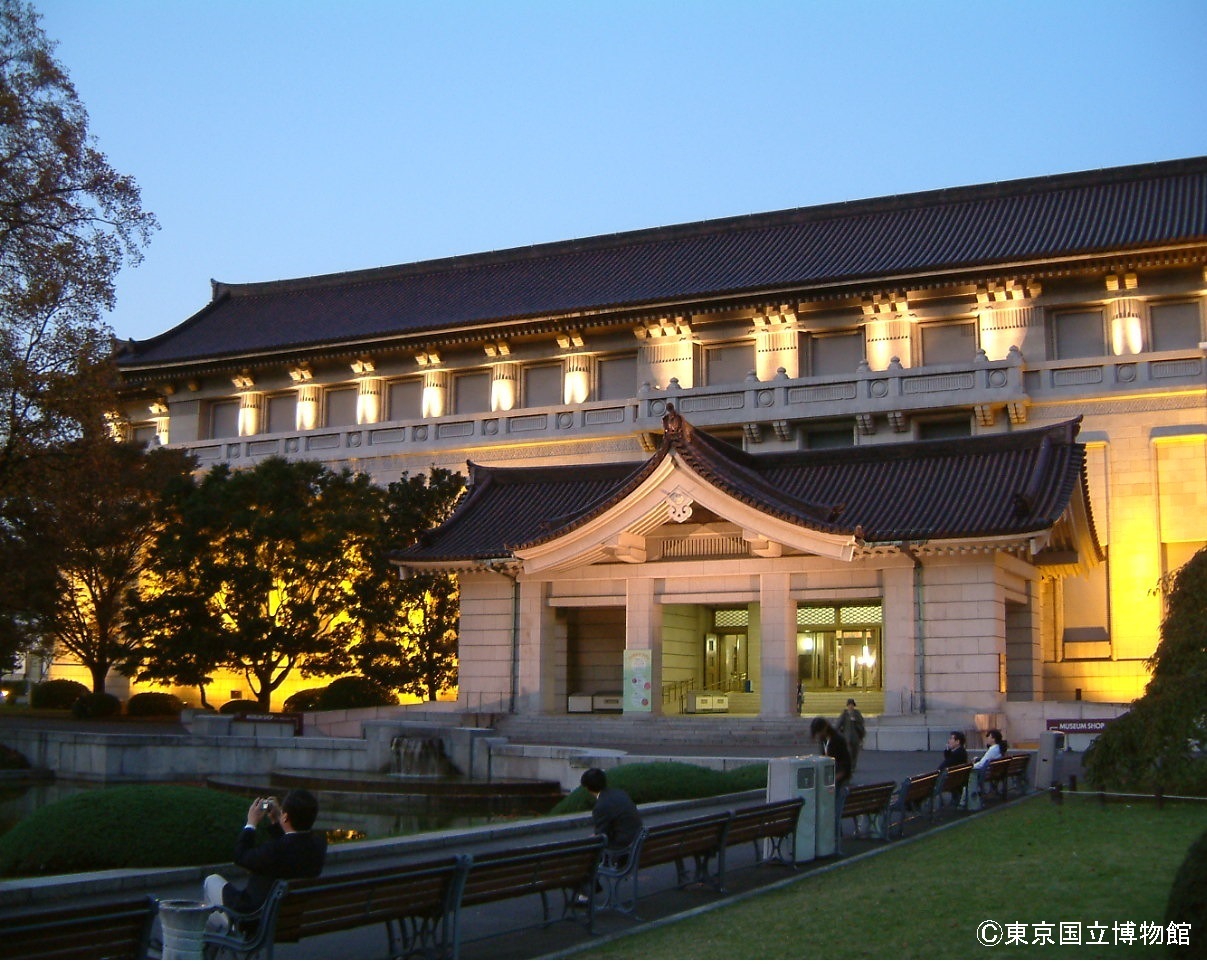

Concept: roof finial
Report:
left=662, top=402, right=685, bottom=438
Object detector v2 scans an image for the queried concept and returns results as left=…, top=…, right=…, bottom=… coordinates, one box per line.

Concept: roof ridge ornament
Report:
left=662, top=402, right=687, bottom=439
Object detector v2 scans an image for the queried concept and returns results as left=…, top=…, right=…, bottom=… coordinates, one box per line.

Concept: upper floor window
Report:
left=805, top=331, right=864, bottom=377
left=388, top=378, right=422, bottom=421
left=1052, top=309, right=1106, bottom=360
left=1150, top=300, right=1203, bottom=351
left=132, top=423, right=158, bottom=446
left=265, top=394, right=295, bottom=434
left=325, top=387, right=357, bottom=427
left=805, top=423, right=855, bottom=450
left=523, top=362, right=563, bottom=408
left=453, top=370, right=490, bottom=415
left=919, top=319, right=977, bottom=366
left=703, top=341, right=755, bottom=386
left=208, top=400, right=239, bottom=439
left=917, top=417, right=971, bottom=440
left=596, top=353, right=637, bottom=401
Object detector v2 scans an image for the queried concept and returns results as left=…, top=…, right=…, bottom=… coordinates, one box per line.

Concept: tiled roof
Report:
left=119, top=157, right=1207, bottom=368
left=396, top=412, right=1099, bottom=566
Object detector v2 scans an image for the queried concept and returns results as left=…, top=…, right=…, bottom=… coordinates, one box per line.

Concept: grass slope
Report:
left=584, top=796, right=1207, bottom=960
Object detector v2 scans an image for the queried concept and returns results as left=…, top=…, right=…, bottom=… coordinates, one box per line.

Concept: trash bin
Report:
left=157, top=899, right=212, bottom=959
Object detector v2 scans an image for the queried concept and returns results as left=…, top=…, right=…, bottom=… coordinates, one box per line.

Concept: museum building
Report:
left=109, top=156, right=1207, bottom=722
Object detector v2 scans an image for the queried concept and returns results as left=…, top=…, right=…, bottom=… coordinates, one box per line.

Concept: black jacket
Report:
left=225, top=825, right=327, bottom=912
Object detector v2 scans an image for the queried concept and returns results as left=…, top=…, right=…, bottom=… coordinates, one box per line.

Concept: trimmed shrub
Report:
left=71, top=691, right=122, bottom=718
left=282, top=688, right=326, bottom=713
left=548, top=761, right=768, bottom=816
left=219, top=699, right=262, bottom=714
left=127, top=692, right=185, bottom=716
left=314, top=676, right=398, bottom=711
left=30, top=679, right=88, bottom=710
left=0, top=743, right=30, bottom=770
left=0, top=784, right=250, bottom=876
left=1165, top=827, right=1207, bottom=958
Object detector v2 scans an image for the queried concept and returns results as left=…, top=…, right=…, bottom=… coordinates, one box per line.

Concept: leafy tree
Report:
left=351, top=468, right=464, bottom=701
left=1084, top=546, right=1207, bottom=794
left=0, top=0, right=157, bottom=670
left=34, top=438, right=194, bottom=694
left=123, top=458, right=383, bottom=710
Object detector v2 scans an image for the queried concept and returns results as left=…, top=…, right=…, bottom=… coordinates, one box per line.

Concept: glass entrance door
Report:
left=796, top=602, right=883, bottom=693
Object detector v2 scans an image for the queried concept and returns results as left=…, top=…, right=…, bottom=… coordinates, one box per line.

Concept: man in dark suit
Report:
left=205, top=789, right=327, bottom=915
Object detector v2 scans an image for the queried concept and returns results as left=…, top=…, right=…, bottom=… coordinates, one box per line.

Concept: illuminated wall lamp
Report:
left=289, top=366, right=312, bottom=383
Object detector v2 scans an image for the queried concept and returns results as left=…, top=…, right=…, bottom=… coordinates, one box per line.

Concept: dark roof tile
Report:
left=120, top=157, right=1207, bottom=368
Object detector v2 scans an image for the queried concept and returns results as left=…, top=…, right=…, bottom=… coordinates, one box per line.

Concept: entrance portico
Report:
left=399, top=407, right=1101, bottom=723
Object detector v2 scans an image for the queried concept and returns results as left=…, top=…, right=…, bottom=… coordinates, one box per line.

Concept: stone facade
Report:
left=89, top=158, right=1207, bottom=721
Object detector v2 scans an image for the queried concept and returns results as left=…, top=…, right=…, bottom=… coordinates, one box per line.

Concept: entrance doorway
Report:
left=796, top=602, right=883, bottom=694
left=704, top=631, right=747, bottom=691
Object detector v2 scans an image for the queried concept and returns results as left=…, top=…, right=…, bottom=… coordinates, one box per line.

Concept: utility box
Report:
left=686, top=691, right=728, bottom=713
left=592, top=693, right=622, bottom=712
left=1035, top=730, right=1066, bottom=789
left=767, top=756, right=836, bottom=863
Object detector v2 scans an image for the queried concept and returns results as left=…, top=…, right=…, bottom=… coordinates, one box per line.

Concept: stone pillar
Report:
left=1108, top=297, right=1145, bottom=355
left=490, top=361, right=519, bottom=412
left=624, top=577, right=661, bottom=715
left=237, top=392, right=264, bottom=437
left=356, top=376, right=384, bottom=424
left=758, top=572, right=796, bottom=718
left=754, top=314, right=800, bottom=380
left=563, top=353, right=590, bottom=405
left=296, top=384, right=320, bottom=431
left=421, top=371, right=448, bottom=419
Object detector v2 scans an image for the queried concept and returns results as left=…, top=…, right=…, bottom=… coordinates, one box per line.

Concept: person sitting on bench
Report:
left=575, top=768, right=642, bottom=905
left=204, top=789, right=327, bottom=928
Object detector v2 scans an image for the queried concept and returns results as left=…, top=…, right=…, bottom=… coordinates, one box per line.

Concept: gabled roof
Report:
left=395, top=411, right=1102, bottom=570
left=119, top=156, right=1207, bottom=370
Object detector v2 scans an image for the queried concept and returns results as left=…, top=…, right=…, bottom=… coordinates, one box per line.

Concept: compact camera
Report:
left=260, top=798, right=276, bottom=811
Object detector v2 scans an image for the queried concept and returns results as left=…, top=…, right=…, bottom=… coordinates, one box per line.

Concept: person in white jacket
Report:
left=973, top=729, right=1007, bottom=770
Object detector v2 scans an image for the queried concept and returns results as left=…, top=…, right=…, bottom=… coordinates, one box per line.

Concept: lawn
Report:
left=580, top=795, right=1206, bottom=959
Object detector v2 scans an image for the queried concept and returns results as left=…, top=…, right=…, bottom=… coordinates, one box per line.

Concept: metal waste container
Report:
left=158, top=899, right=212, bottom=959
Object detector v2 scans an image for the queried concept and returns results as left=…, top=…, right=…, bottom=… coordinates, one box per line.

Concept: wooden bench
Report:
left=596, top=800, right=801, bottom=918
left=935, top=762, right=973, bottom=810
left=839, top=781, right=897, bottom=840
left=721, top=798, right=804, bottom=875
left=0, top=894, right=157, bottom=959
left=630, top=811, right=732, bottom=891
left=454, top=836, right=607, bottom=957
left=981, top=753, right=1031, bottom=802
left=888, top=770, right=940, bottom=838
left=242, top=856, right=472, bottom=959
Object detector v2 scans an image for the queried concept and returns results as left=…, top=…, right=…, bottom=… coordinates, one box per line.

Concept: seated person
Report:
left=205, top=789, right=327, bottom=923
left=580, top=767, right=642, bottom=852
left=940, top=730, right=969, bottom=770
left=973, top=729, right=1007, bottom=771
left=576, top=768, right=642, bottom=906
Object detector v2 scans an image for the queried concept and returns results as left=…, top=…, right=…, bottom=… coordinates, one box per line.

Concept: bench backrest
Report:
left=900, top=771, right=940, bottom=805
left=459, top=836, right=605, bottom=908
left=637, top=813, right=731, bottom=868
left=724, top=799, right=803, bottom=847
left=275, top=855, right=470, bottom=943
left=841, top=781, right=897, bottom=817
left=0, top=895, right=156, bottom=959
left=939, top=762, right=973, bottom=794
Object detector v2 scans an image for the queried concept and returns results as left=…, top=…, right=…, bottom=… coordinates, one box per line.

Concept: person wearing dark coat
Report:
left=204, top=789, right=327, bottom=915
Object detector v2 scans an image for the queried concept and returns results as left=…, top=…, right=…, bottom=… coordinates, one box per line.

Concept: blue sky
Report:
left=35, top=0, right=1207, bottom=343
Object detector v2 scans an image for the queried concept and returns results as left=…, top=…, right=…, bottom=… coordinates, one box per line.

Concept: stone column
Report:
left=758, top=572, right=796, bottom=718
left=624, top=577, right=661, bottom=715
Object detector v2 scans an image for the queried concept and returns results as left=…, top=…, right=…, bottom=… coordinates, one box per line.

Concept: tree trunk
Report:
left=89, top=664, right=108, bottom=695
